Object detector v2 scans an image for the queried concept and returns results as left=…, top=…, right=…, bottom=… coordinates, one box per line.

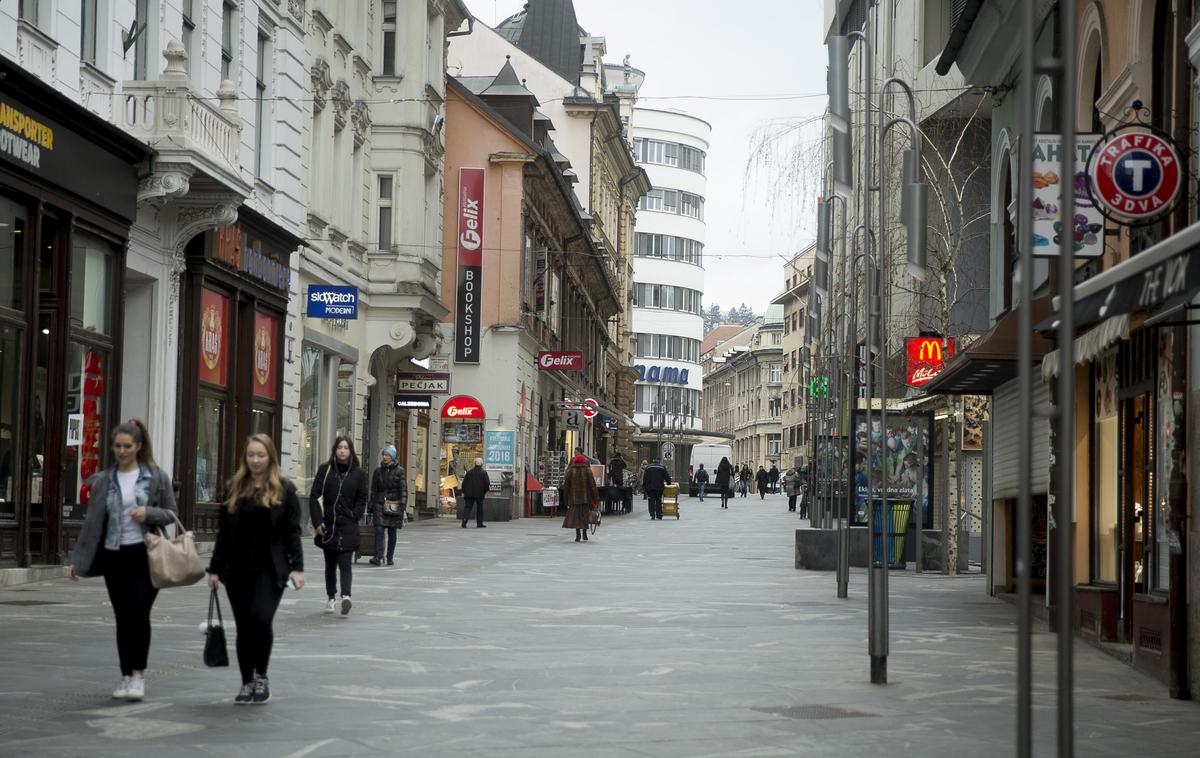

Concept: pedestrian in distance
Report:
left=460, top=458, right=490, bottom=528
left=562, top=454, right=599, bottom=542
left=769, top=462, right=780, bottom=494
left=783, top=468, right=801, bottom=512
left=694, top=464, right=709, bottom=500
left=309, top=436, right=367, bottom=616
left=68, top=419, right=176, bottom=702
left=207, top=434, right=304, bottom=705
left=607, top=451, right=627, bottom=511
left=715, top=457, right=733, bottom=509
left=739, top=464, right=751, bottom=497
left=642, top=458, right=671, bottom=520
left=756, top=466, right=770, bottom=500
left=369, top=445, right=406, bottom=566
left=638, top=459, right=649, bottom=499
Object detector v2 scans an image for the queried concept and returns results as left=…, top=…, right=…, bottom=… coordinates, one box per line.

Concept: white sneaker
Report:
left=126, top=676, right=145, bottom=701
left=340, top=596, right=352, bottom=616
left=324, top=598, right=337, bottom=613
left=112, top=676, right=131, bottom=699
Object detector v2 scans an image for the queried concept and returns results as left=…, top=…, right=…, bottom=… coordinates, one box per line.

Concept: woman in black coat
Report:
left=207, top=434, right=304, bottom=704
left=308, top=436, right=367, bottom=616
left=715, top=457, right=733, bottom=509
left=756, top=466, right=770, bottom=500
left=368, top=444, right=406, bottom=566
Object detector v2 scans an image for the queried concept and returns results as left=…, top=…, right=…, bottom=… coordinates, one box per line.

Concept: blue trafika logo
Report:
left=307, top=285, right=358, bottom=319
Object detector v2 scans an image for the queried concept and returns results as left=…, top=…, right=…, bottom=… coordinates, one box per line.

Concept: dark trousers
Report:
left=788, top=494, right=797, bottom=511
left=647, top=490, right=663, bottom=519
left=798, top=494, right=809, bottom=518
left=225, top=569, right=284, bottom=685
left=720, top=488, right=730, bottom=508
left=739, top=481, right=748, bottom=497
left=462, top=497, right=484, bottom=526
left=323, top=548, right=353, bottom=598
left=374, top=524, right=397, bottom=562
left=102, top=544, right=159, bottom=676
left=760, top=488, right=767, bottom=500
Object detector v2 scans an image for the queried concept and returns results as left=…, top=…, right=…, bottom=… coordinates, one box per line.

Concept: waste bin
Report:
left=870, top=499, right=912, bottom=569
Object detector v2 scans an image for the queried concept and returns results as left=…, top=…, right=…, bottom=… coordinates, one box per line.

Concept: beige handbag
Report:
left=144, top=511, right=206, bottom=589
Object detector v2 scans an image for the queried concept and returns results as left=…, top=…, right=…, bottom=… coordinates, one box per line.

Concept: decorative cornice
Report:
left=137, top=164, right=194, bottom=207
left=351, top=99, right=371, bottom=147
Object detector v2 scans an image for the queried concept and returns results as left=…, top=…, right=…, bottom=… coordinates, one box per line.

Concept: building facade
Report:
left=630, top=108, right=710, bottom=473
left=773, top=247, right=814, bottom=472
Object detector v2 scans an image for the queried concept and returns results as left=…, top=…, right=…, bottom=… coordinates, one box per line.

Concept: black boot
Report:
left=575, top=530, right=581, bottom=542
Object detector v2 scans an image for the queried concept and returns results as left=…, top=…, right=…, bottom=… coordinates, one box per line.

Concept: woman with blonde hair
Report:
left=207, top=434, right=304, bottom=704
left=561, top=454, right=599, bottom=542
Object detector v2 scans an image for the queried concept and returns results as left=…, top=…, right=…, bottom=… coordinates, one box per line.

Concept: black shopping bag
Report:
left=204, top=588, right=229, bottom=668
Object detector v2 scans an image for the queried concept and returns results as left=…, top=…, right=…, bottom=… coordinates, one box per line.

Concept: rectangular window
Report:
left=81, top=0, right=99, bottom=65
left=377, top=175, right=394, bottom=251
left=254, top=29, right=270, bottom=178
left=134, top=0, right=151, bottom=78
left=769, top=363, right=783, bottom=383
left=664, top=142, right=679, bottom=166
left=195, top=394, right=225, bottom=503
left=19, top=0, right=39, bottom=25
left=70, top=232, right=116, bottom=335
left=662, top=190, right=679, bottom=214
left=221, top=1, right=236, bottom=81
left=182, top=0, right=197, bottom=81
left=382, top=1, right=397, bottom=75
left=0, top=195, right=29, bottom=311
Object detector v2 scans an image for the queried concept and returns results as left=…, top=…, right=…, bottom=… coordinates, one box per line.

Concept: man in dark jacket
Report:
left=769, top=463, right=780, bottom=494
left=756, top=466, right=770, bottom=500
left=607, top=453, right=627, bottom=512
left=460, top=458, right=490, bottom=528
left=694, top=464, right=710, bottom=500
left=642, top=459, right=672, bottom=520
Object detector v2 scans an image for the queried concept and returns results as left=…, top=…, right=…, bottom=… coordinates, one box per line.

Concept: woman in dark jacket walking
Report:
left=308, top=436, right=367, bottom=616
left=739, top=464, right=752, bottom=497
left=69, top=420, right=176, bottom=702
left=715, top=457, right=733, bottom=509
left=207, top=434, right=303, bottom=704
left=756, top=466, right=771, bottom=500
left=561, top=454, right=599, bottom=542
left=369, top=444, right=406, bottom=566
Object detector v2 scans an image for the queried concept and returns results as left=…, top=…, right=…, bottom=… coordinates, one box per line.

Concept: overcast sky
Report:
left=476, top=0, right=829, bottom=316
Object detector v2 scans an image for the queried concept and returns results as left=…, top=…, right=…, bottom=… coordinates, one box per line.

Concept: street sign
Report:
left=582, top=398, right=598, bottom=420
left=306, top=285, right=359, bottom=318
left=563, top=409, right=582, bottom=429
left=662, top=442, right=675, bottom=460
left=1087, top=128, right=1183, bottom=226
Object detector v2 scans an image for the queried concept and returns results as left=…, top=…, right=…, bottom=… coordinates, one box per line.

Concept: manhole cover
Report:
left=754, top=705, right=877, bottom=720
left=0, top=600, right=64, bottom=607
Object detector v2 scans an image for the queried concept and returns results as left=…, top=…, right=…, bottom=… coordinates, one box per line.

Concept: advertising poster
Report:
left=961, top=395, right=987, bottom=451
left=851, top=410, right=934, bottom=528
left=484, top=430, right=515, bottom=473
left=252, top=312, right=277, bottom=400
left=1032, top=133, right=1103, bottom=259
left=198, top=288, right=228, bottom=386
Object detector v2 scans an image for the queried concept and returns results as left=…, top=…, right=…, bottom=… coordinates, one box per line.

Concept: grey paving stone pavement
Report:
left=2, top=492, right=1198, bottom=757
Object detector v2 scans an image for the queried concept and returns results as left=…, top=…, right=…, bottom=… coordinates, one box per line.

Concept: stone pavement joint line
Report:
left=1, top=493, right=1199, bottom=757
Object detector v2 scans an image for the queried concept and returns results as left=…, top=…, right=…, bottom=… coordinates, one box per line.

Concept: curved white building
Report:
left=630, top=108, right=711, bottom=472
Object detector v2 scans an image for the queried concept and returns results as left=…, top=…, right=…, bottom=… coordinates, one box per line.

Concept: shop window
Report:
left=298, top=345, right=324, bottom=494
left=61, top=344, right=108, bottom=519
left=336, top=358, right=355, bottom=439
left=0, top=196, right=28, bottom=312
left=0, top=325, right=21, bottom=516
left=70, top=232, right=115, bottom=335
left=195, top=395, right=224, bottom=503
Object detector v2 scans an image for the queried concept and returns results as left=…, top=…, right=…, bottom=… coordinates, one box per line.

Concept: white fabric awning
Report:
left=1041, top=313, right=1131, bottom=381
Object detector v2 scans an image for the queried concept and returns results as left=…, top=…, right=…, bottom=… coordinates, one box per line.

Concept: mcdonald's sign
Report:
left=906, top=337, right=954, bottom=388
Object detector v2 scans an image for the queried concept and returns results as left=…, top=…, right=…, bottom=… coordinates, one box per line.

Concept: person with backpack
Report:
left=207, top=434, right=304, bottom=704
left=68, top=420, right=176, bottom=702
left=369, top=445, right=406, bottom=566
left=309, top=436, right=368, bottom=616
left=693, top=464, right=710, bottom=501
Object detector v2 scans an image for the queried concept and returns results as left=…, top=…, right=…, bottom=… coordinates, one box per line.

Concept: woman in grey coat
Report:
left=68, top=420, right=177, bottom=702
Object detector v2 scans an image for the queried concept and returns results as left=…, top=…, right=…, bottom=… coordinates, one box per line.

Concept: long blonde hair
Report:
left=224, top=434, right=285, bottom=511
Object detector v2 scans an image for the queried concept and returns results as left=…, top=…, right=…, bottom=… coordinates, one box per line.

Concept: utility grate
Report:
left=0, top=600, right=65, bottom=606
left=754, top=705, right=877, bottom=720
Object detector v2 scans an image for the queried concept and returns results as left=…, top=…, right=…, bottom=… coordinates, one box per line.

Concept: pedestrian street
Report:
left=2, top=493, right=1199, bottom=757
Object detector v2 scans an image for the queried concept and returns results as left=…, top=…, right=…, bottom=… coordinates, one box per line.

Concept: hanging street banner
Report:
left=455, top=167, right=485, bottom=363
left=906, top=337, right=954, bottom=388
left=1032, top=133, right=1103, bottom=259
left=396, top=370, right=451, bottom=394
left=537, top=351, right=583, bottom=371
left=1087, top=128, right=1183, bottom=226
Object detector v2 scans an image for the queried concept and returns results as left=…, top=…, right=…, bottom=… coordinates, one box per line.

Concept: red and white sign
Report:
left=455, top=167, right=486, bottom=364
left=198, top=288, right=228, bottom=387
left=252, top=312, right=277, bottom=400
left=537, top=351, right=583, bottom=371
left=582, top=398, right=599, bottom=420
left=1088, top=129, right=1182, bottom=223
left=442, top=394, right=485, bottom=420
left=906, top=337, right=954, bottom=388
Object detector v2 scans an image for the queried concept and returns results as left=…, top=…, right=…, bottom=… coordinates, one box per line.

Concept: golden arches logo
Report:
left=916, top=340, right=942, bottom=362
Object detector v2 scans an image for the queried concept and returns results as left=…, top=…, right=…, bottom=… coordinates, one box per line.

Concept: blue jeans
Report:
left=374, top=523, right=397, bottom=562
left=698, top=482, right=706, bottom=500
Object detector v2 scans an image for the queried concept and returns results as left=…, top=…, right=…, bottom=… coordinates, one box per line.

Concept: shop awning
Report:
left=1036, top=220, right=1200, bottom=334
left=1041, top=313, right=1131, bottom=382
left=920, top=297, right=1054, bottom=395
left=525, top=472, right=543, bottom=492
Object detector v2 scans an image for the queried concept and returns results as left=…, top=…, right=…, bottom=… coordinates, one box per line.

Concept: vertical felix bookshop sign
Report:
left=455, top=167, right=485, bottom=363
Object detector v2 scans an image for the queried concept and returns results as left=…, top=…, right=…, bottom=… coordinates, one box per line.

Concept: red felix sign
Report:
left=455, top=167, right=485, bottom=364
left=906, top=337, right=954, bottom=388
left=442, top=395, right=485, bottom=420
left=537, top=351, right=583, bottom=371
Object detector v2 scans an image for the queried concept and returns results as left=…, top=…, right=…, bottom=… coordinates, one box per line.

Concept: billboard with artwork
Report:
left=851, top=410, right=934, bottom=528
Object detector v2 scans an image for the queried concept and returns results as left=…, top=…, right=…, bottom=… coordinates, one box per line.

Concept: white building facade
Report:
left=630, top=108, right=710, bottom=471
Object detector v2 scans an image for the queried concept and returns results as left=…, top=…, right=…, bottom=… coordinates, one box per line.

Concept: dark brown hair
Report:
left=330, top=436, right=360, bottom=469
left=112, top=419, right=155, bottom=468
